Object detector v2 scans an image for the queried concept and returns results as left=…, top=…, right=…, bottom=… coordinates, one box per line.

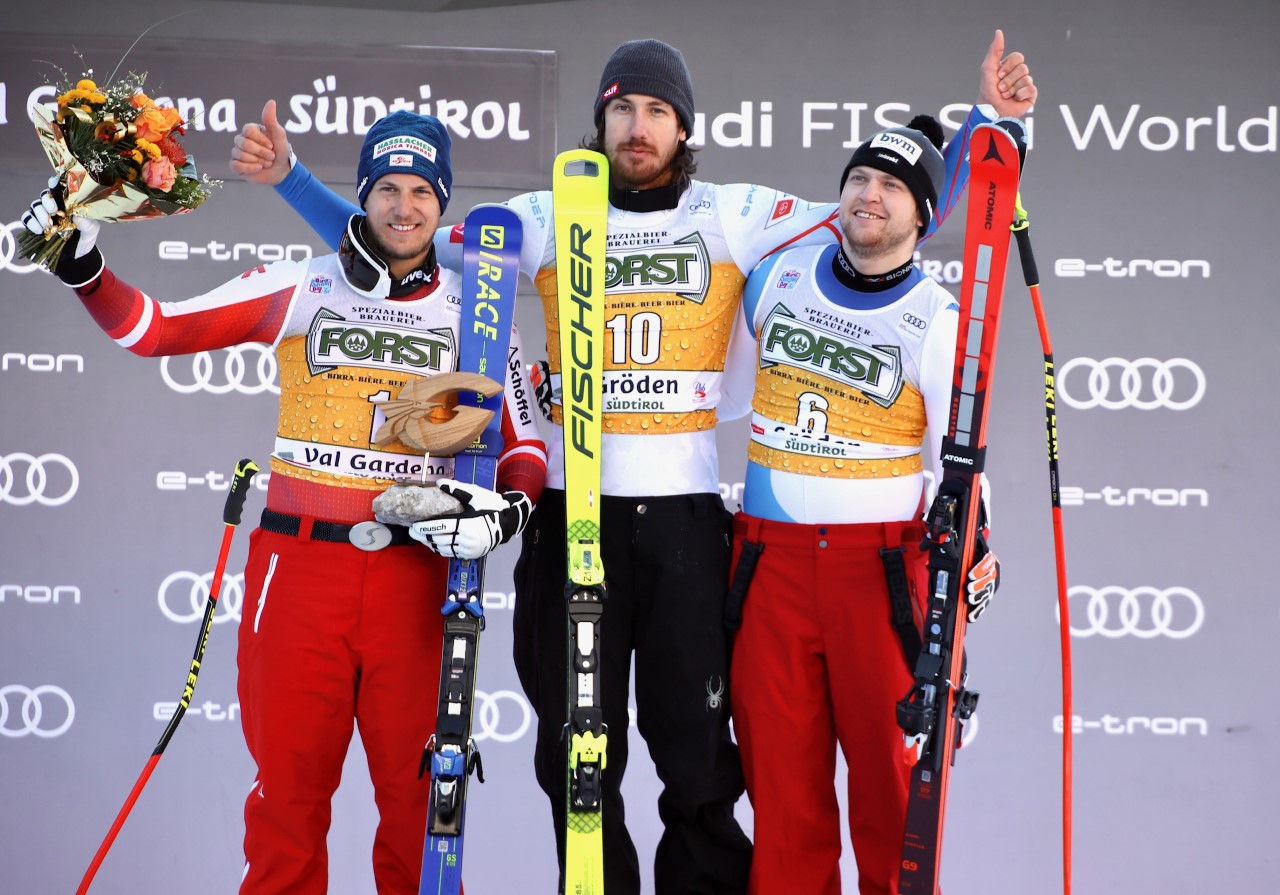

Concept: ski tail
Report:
left=896, top=122, right=1021, bottom=895
left=553, top=148, right=610, bottom=895
left=419, top=204, right=523, bottom=895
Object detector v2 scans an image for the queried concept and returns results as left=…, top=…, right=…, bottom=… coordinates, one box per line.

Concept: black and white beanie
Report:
left=840, top=114, right=946, bottom=233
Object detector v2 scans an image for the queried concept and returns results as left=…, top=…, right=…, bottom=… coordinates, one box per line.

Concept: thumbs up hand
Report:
left=230, top=99, right=293, bottom=186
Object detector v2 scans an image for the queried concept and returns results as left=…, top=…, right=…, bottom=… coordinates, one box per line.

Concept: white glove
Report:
left=965, top=531, right=1001, bottom=622
left=21, top=176, right=103, bottom=285
left=23, top=177, right=100, bottom=256
left=409, top=479, right=532, bottom=560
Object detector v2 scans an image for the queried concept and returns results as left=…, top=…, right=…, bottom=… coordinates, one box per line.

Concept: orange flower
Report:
left=142, top=157, right=178, bottom=191
left=130, top=92, right=157, bottom=110
left=133, top=106, right=184, bottom=143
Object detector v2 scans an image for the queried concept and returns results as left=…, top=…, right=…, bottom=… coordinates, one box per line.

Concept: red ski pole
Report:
left=76, top=458, right=259, bottom=894
left=1011, top=199, right=1073, bottom=895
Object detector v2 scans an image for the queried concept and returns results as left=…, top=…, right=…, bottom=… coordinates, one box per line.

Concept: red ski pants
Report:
left=237, top=527, right=447, bottom=894
left=729, top=513, right=927, bottom=895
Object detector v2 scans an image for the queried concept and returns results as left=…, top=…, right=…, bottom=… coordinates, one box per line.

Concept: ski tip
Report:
left=555, top=148, right=609, bottom=181
left=989, top=117, right=1029, bottom=171
left=465, top=201, right=521, bottom=219
left=971, top=122, right=1022, bottom=178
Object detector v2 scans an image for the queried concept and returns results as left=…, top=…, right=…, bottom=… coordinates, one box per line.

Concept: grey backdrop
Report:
left=2, top=1, right=1276, bottom=893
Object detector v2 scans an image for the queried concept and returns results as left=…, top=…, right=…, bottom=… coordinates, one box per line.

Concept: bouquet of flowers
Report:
left=19, top=67, right=217, bottom=270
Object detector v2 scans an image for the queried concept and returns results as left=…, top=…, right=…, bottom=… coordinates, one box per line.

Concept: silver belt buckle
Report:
left=348, top=521, right=393, bottom=552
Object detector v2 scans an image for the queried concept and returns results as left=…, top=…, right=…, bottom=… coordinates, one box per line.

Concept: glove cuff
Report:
left=57, top=246, right=104, bottom=289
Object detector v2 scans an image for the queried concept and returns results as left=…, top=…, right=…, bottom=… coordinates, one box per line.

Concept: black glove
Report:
left=409, top=479, right=532, bottom=560
left=21, top=178, right=104, bottom=287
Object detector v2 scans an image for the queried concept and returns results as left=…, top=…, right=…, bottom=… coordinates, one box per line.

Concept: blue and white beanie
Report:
left=355, top=111, right=453, bottom=211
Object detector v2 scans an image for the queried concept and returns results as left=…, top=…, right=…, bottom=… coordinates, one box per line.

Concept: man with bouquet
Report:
left=22, top=109, right=547, bottom=895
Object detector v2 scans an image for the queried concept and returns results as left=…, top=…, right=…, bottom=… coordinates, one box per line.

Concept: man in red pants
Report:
left=725, top=113, right=1013, bottom=895
left=23, top=111, right=545, bottom=894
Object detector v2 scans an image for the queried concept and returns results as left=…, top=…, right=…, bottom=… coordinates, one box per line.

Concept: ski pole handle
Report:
left=222, top=458, right=260, bottom=525
left=1011, top=197, right=1040, bottom=289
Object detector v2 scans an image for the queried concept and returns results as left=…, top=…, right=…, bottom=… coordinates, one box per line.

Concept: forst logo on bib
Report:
left=306, top=309, right=456, bottom=376
left=758, top=304, right=904, bottom=407
left=605, top=233, right=711, bottom=304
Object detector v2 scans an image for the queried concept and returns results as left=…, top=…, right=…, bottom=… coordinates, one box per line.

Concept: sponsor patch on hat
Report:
left=389, top=153, right=414, bottom=167
left=602, top=81, right=620, bottom=102
left=371, top=136, right=438, bottom=162
left=870, top=131, right=922, bottom=164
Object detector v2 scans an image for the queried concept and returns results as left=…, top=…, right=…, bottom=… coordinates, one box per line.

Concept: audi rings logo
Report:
left=0, top=685, right=75, bottom=738
left=0, top=453, right=80, bottom=506
left=1058, top=357, right=1205, bottom=411
left=160, top=346, right=280, bottom=395
left=472, top=688, right=532, bottom=744
left=158, top=571, right=245, bottom=624
left=0, top=221, right=41, bottom=276
left=1064, top=586, right=1205, bottom=639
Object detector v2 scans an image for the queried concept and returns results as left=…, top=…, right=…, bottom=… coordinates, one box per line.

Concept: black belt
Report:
left=259, top=508, right=416, bottom=547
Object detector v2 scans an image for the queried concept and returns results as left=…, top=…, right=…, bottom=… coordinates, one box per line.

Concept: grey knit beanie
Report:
left=594, top=39, right=695, bottom=133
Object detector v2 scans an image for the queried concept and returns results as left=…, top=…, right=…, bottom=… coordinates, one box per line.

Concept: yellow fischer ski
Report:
left=553, top=148, right=609, bottom=895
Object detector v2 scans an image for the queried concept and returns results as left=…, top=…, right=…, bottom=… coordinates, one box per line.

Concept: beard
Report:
left=839, top=210, right=918, bottom=264
left=607, top=139, right=680, bottom=189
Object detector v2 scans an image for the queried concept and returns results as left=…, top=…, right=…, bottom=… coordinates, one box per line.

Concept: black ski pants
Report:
left=513, top=489, right=752, bottom=895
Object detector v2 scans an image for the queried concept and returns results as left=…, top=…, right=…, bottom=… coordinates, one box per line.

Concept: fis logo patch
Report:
left=309, top=276, right=333, bottom=294
left=776, top=269, right=802, bottom=289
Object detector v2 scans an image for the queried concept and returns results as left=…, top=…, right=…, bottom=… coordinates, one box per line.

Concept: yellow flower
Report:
left=56, top=87, right=107, bottom=107
left=76, top=79, right=98, bottom=92
left=135, top=138, right=163, bottom=162
left=130, top=148, right=144, bottom=164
